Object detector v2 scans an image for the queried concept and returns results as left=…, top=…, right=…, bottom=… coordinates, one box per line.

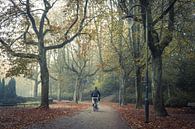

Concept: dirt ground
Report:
left=24, top=104, right=131, bottom=129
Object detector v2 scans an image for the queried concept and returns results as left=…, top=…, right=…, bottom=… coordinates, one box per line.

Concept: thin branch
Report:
left=63, top=48, right=79, bottom=74
left=121, top=14, right=142, bottom=22
left=80, top=59, right=88, bottom=74
left=152, top=0, right=177, bottom=26
left=84, top=68, right=99, bottom=77
left=45, top=0, right=89, bottom=50
left=118, top=0, right=128, bottom=14
left=71, top=52, right=80, bottom=69
left=10, top=22, right=30, bottom=45
left=64, top=0, right=79, bottom=36
left=49, top=74, right=58, bottom=81
left=51, top=0, right=58, bottom=8
left=26, top=0, right=39, bottom=36
left=43, top=29, right=51, bottom=36
left=0, top=38, right=39, bottom=59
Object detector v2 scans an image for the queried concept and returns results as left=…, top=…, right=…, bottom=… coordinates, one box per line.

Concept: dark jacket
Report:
left=91, top=89, right=101, bottom=98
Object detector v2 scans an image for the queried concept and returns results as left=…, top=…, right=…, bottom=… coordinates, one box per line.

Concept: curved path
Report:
left=25, top=104, right=131, bottom=129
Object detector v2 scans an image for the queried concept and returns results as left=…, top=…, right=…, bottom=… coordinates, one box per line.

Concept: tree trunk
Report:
left=151, top=55, right=167, bottom=116
left=39, top=49, right=49, bottom=108
left=57, top=81, right=62, bottom=101
left=33, top=79, right=38, bottom=97
left=135, top=65, right=143, bottom=108
left=139, top=0, right=175, bottom=116
left=167, top=83, right=171, bottom=99
left=73, top=77, right=79, bottom=103
left=119, top=71, right=126, bottom=106
left=79, top=83, right=83, bottom=102
left=49, top=79, right=53, bottom=98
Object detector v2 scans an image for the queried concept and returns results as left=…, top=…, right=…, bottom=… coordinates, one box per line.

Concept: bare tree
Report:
left=62, top=37, right=99, bottom=103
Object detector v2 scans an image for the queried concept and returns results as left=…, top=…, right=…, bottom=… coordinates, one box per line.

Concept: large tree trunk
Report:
left=39, top=49, right=49, bottom=108
left=139, top=0, right=175, bottom=116
left=151, top=55, right=167, bottom=116
left=135, top=65, right=143, bottom=108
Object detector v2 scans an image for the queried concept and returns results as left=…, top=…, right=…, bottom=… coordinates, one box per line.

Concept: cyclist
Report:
left=91, top=87, right=101, bottom=109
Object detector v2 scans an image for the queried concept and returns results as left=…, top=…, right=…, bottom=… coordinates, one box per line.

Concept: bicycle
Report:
left=92, top=97, right=99, bottom=112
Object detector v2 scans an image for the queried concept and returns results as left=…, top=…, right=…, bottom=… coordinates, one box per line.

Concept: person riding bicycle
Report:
left=91, top=87, right=101, bottom=107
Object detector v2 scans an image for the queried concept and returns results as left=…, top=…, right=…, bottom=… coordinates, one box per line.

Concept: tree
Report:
left=127, top=0, right=146, bottom=109
left=4, top=57, right=40, bottom=97
left=118, top=0, right=177, bottom=116
left=0, top=79, right=3, bottom=99
left=27, top=64, right=41, bottom=97
left=0, top=78, right=17, bottom=100
left=0, top=0, right=89, bottom=108
left=96, top=0, right=133, bottom=105
left=118, top=0, right=146, bottom=108
left=139, top=0, right=176, bottom=116
left=6, top=78, right=17, bottom=98
left=1, top=78, right=5, bottom=99
left=62, top=37, right=99, bottom=103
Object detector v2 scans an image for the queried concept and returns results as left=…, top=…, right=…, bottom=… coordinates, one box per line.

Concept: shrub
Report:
left=165, top=97, right=188, bottom=107
left=0, top=97, right=26, bottom=106
left=125, top=96, right=136, bottom=104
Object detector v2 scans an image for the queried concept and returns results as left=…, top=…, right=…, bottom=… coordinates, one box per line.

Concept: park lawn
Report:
left=0, top=101, right=90, bottom=129
left=112, top=103, right=195, bottom=129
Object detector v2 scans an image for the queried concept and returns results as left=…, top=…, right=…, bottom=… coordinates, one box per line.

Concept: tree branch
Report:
left=152, top=0, right=177, bottom=26
left=85, top=68, right=99, bottom=77
left=49, top=74, right=58, bottom=81
left=26, top=0, right=39, bottom=36
left=159, top=0, right=175, bottom=51
left=45, top=0, right=89, bottom=50
left=0, top=38, right=39, bottom=59
left=118, top=0, right=128, bottom=14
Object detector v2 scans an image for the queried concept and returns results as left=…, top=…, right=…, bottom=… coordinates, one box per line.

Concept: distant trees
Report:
left=0, top=78, right=17, bottom=104
left=61, top=39, right=99, bottom=103
left=0, top=79, right=5, bottom=99
left=6, top=78, right=17, bottom=98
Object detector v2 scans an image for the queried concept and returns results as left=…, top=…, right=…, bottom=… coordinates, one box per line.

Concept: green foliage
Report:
left=124, top=94, right=136, bottom=104
left=82, top=90, right=92, bottom=100
left=165, top=87, right=191, bottom=107
left=163, top=36, right=195, bottom=103
left=175, top=58, right=195, bottom=93
left=165, top=97, right=188, bottom=108
left=51, top=92, right=73, bottom=101
left=98, top=75, right=119, bottom=97
left=6, top=58, right=37, bottom=77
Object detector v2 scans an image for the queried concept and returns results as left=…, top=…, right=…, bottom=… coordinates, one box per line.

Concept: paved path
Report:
left=25, top=104, right=131, bottom=129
